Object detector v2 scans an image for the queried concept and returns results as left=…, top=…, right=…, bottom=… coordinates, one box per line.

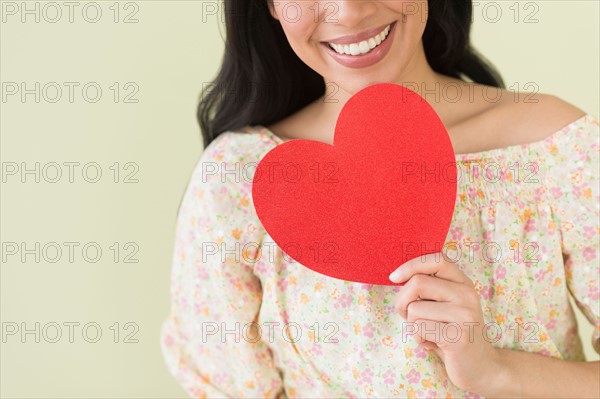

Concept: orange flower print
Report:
left=300, top=293, right=309, bottom=304
left=495, top=284, right=505, bottom=296
left=561, top=221, right=575, bottom=233
left=421, top=378, right=434, bottom=389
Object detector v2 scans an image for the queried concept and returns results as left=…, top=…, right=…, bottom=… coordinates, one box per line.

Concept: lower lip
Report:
left=322, top=21, right=397, bottom=69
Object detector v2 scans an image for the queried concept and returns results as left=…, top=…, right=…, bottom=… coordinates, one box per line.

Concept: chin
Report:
left=328, top=70, right=400, bottom=97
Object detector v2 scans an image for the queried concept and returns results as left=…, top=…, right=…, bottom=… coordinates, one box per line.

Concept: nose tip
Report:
left=322, top=0, right=378, bottom=28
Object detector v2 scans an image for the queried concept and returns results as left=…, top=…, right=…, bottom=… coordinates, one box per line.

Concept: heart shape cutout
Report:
left=252, top=83, right=457, bottom=285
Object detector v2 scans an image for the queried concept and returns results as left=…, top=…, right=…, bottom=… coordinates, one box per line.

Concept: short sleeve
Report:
left=548, top=115, right=600, bottom=355
left=160, top=132, right=286, bottom=398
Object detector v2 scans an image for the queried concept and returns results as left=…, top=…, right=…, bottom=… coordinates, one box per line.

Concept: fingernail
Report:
left=389, top=268, right=402, bottom=283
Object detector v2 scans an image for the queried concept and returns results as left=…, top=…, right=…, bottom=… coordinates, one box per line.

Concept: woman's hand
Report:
left=389, top=252, right=501, bottom=394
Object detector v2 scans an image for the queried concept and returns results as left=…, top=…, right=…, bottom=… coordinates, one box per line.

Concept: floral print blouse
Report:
left=160, top=114, right=600, bottom=398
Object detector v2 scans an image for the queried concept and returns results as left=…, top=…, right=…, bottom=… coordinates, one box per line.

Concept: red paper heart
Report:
left=252, top=83, right=457, bottom=285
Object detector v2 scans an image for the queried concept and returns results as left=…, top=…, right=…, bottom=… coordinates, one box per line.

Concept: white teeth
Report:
left=358, top=41, right=370, bottom=53
left=327, top=24, right=392, bottom=56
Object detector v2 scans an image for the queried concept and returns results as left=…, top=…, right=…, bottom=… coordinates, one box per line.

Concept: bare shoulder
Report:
left=453, top=85, right=588, bottom=153
left=487, top=90, right=587, bottom=145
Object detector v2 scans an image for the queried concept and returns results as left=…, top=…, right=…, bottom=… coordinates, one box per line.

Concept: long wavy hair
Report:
left=198, top=0, right=505, bottom=148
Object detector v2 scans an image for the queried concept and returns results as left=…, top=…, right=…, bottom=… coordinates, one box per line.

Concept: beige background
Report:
left=1, top=1, right=598, bottom=397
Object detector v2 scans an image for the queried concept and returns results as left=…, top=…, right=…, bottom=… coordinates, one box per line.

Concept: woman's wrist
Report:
left=473, top=348, right=600, bottom=398
left=471, top=348, right=520, bottom=398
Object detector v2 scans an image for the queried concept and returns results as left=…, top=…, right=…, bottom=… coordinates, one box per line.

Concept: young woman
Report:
left=161, top=1, right=600, bottom=397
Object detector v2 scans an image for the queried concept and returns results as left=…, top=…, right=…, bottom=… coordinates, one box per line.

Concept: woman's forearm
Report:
left=481, top=348, right=600, bottom=398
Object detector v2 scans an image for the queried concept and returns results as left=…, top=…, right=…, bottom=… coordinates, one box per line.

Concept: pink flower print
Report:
left=360, top=368, right=374, bottom=384
left=583, top=247, right=597, bottom=262
left=533, top=187, right=544, bottom=202
left=579, top=151, right=590, bottom=162
left=535, top=268, right=548, bottom=282
left=484, top=165, right=498, bottom=181
left=589, top=284, right=600, bottom=301
left=472, top=164, right=481, bottom=180
left=484, top=323, right=502, bottom=339
left=550, top=186, right=563, bottom=199
left=254, top=259, right=267, bottom=274
left=468, top=187, right=478, bottom=198
left=514, top=248, right=525, bottom=263
left=197, top=265, right=209, bottom=280
left=450, top=226, right=464, bottom=241
left=186, top=228, right=196, bottom=246
left=524, top=218, right=536, bottom=232
left=426, top=390, right=437, bottom=398
left=311, top=342, right=323, bottom=356
left=336, top=293, right=352, bottom=309
left=363, top=322, right=375, bottom=338
left=213, top=371, right=228, bottom=385
left=483, top=229, right=492, bottom=241
left=583, top=226, right=596, bottom=240
left=480, top=285, right=494, bottom=300
left=539, top=348, right=551, bottom=357
left=270, top=379, right=281, bottom=391
left=406, top=368, right=421, bottom=384
left=495, top=265, right=507, bottom=280
left=414, top=345, right=428, bottom=359
left=277, top=278, right=288, bottom=291
left=382, top=369, right=396, bottom=385
left=547, top=318, right=557, bottom=330
left=464, top=392, right=482, bottom=399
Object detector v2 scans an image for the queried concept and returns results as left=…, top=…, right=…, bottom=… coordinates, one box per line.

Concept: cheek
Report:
left=275, top=2, right=318, bottom=40
left=384, top=0, right=428, bottom=36
left=275, top=4, right=322, bottom=64
left=383, top=0, right=428, bottom=17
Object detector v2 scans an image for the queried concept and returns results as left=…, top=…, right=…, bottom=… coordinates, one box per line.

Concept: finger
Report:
left=411, top=318, right=464, bottom=357
left=419, top=341, right=439, bottom=350
left=389, top=252, right=469, bottom=285
left=395, top=274, right=469, bottom=319
left=403, top=299, right=471, bottom=325
left=410, top=318, right=447, bottom=345
left=411, top=331, right=444, bottom=361
left=419, top=340, right=445, bottom=362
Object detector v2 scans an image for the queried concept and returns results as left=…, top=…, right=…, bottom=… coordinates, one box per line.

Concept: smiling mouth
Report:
left=322, top=22, right=396, bottom=56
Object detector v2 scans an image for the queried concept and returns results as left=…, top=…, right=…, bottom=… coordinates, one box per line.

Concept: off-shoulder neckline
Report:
left=254, top=113, right=596, bottom=160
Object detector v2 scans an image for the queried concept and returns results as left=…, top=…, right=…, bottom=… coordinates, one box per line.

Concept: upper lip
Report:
left=321, top=21, right=394, bottom=45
